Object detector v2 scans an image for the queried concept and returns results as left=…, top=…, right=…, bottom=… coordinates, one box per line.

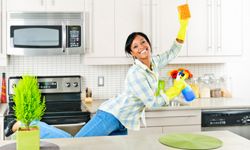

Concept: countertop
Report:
left=83, top=98, right=250, bottom=114
left=0, top=131, right=250, bottom=150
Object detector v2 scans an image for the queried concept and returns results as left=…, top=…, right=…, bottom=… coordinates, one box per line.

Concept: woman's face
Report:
left=130, top=35, right=151, bottom=61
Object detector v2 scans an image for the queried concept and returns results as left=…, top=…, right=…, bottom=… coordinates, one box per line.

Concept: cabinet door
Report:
left=216, top=0, right=243, bottom=56
left=154, top=0, right=187, bottom=56
left=7, top=0, right=46, bottom=11
left=85, top=0, right=115, bottom=58
left=46, top=0, right=85, bottom=12
left=1, top=0, right=7, bottom=66
left=187, top=0, right=212, bottom=56
left=115, top=0, right=144, bottom=57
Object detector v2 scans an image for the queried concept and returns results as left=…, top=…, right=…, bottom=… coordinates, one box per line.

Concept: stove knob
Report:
left=73, top=82, right=78, bottom=87
left=65, top=82, right=71, bottom=87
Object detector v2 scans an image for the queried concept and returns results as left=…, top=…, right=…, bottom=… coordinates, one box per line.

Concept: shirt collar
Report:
left=134, top=59, right=155, bottom=71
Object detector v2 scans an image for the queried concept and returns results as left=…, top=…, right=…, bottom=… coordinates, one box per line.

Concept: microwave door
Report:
left=8, top=26, right=64, bottom=56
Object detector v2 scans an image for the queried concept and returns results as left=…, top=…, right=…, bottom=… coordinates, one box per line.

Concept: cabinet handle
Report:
left=217, top=0, right=221, bottom=52
left=207, top=0, right=213, bottom=51
left=53, top=122, right=86, bottom=127
left=51, top=0, right=55, bottom=6
left=41, top=0, right=44, bottom=6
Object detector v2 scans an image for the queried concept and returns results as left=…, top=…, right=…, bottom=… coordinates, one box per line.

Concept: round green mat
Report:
left=159, top=133, right=223, bottom=150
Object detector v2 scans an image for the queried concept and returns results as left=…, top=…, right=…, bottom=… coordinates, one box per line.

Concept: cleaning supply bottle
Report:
left=177, top=71, right=196, bottom=102
left=1, top=72, right=7, bottom=103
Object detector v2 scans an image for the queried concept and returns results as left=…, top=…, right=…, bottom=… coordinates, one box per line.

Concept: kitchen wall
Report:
left=0, top=55, right=228, bottom=100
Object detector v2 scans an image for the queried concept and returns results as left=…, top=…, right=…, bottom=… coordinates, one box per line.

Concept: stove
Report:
left=4, top=76, right=90, bottom=133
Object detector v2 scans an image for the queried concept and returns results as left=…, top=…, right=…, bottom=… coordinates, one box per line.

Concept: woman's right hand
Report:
left=165, top=79, right=186, bottom=101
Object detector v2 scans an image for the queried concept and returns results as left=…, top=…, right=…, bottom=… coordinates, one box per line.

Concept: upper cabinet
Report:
left=83, top=0, right=148, bottom=65
left=152, top=0, right=244, bottom=63
left=6, top=0, right=85, bottom=12
left=187, top=0, right=243, bottom=56
left=0, top=0, right=7, bottom=66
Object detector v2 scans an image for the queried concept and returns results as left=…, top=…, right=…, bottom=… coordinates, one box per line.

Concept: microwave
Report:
left=7, top=12, right=87, bottom=56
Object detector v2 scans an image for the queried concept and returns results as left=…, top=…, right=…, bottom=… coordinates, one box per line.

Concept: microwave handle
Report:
left=62, top=25, right=66, bottom=53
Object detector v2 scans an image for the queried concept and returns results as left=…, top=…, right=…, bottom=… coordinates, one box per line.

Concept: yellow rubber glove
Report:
left=165, top=79, right=186, bottom=101
left=176, top=16, right=189, bottom=42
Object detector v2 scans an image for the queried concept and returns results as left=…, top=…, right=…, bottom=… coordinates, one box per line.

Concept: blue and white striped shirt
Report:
left=99, top=41, right=183, bottom=130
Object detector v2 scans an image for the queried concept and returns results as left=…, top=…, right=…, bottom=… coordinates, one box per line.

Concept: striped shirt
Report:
left=99, top=41, right=183, bottom=130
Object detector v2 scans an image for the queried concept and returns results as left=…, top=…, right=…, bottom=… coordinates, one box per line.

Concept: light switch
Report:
left=98, top=76, right=104, bottom=86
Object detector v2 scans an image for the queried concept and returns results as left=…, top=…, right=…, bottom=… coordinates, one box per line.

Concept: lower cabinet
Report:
left=128, top=109, right=201, bottom=136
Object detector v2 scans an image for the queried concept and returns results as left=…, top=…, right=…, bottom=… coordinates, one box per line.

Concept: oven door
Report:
left=8, top=25, right=64, bottom=55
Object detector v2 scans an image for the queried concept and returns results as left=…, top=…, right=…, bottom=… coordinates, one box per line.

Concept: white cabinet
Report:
left=0, top=0, right=7, bottom=66
left=152, top=0, right=187, bottom=56
left=153, top=0, right=243, bottom=63
left=84, top=0, right=115, bottom=58
left=6, top=0, right=85, bottom=12
left=129, top=109, right=201, bottom=136
left=114, top=0, right=147, bottom=57
left=83, top=0, right=148, bottom=65
left=188, top=0, right=243, bottom=56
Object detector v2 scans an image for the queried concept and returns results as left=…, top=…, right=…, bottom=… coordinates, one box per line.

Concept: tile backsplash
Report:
left=0, top=55, right=227, bottom=100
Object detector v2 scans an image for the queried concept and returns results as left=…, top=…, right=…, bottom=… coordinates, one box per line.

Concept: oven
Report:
left=4, top=76, right=90, bottom=139
left=201, top=109, right=250, bottom=140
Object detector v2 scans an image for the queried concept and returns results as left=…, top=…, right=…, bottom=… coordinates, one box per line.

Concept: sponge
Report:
left=178, top=4, right=191, bottom=20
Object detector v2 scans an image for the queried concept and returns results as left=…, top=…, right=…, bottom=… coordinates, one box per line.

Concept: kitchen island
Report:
left=83, top=98, right=250, bottom=137
left=0, top=131, right=250, bottom=150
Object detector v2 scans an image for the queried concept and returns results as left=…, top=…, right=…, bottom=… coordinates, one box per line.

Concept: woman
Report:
left=5, top=15, right=189, bottom=138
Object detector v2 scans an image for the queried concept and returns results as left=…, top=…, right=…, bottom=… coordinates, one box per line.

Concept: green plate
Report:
left=159, top=133, right=223, bottom=150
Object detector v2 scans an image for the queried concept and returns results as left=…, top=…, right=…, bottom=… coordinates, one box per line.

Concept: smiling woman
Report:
left=4, top=14, right=190, bottom=139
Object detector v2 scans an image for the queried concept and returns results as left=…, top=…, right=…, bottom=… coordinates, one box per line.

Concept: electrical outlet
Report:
left=98, top=76, right=104, bottom=86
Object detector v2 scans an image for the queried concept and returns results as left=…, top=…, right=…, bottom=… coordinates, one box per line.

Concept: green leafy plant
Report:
left=13, top=75, right=46, bottom=130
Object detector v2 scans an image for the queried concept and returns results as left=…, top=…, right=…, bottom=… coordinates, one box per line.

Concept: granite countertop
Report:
left=83, top=98, right=250, bottom=114
left=0, top=131, right=250, bottom=149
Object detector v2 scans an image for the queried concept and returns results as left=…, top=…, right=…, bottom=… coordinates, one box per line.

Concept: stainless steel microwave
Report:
left=7, top=12, right=87, bottom=56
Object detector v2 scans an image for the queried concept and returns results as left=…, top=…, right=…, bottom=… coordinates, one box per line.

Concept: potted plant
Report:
left=13, top=75, right=46, bottom=150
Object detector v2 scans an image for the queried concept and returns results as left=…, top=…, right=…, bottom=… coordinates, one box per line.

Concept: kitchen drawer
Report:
left=145, top=109, right=201, bottom=118
left=144, top=109, right=201, bottom=127
left=145, top=115, right=201, bottom=127
left=162, top=125, right=201, bottom=134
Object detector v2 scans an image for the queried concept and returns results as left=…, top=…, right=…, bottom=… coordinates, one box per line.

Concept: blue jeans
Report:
left=34, top=110, right=127, bottom=139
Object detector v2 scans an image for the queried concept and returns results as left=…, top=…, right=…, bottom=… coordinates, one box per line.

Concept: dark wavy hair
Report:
left=125, top=32, right=151, bottom=56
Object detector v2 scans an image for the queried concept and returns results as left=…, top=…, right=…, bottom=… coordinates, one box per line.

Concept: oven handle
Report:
left=62, top=24, right=66, bottom=53
left=53, top=122, right=86, bottom=127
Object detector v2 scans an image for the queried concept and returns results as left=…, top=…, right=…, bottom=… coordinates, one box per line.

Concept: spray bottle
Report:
left=177, top=71, right=196, bottom=102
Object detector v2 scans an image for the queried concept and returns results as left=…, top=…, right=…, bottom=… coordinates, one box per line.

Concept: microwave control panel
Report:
left=67, top=26, right=81, bottom=48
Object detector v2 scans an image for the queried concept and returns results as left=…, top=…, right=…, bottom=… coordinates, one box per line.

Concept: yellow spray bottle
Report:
left=177, top=71, right=196, bottom=102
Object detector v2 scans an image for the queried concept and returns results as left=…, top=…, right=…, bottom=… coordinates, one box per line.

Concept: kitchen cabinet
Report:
left=0, top=0, right=7, bottom=66
left=188, top=0, right=243, bottom=56
left=128, top=109, right=201, bottom=136
left=6, top=0, right=85, bottom=12
left=83, top=0, right=149, bottom=65
left=152, top=0, right=244, bottom=63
